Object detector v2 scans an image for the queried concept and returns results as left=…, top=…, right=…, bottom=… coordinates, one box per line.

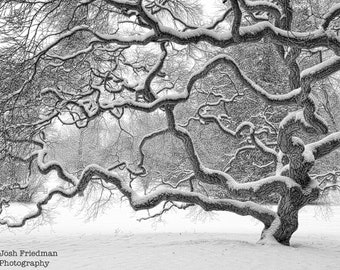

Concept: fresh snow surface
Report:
left=1, top=203, right=340, bottom=270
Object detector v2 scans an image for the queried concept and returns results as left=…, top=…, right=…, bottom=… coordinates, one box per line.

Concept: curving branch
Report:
left=0, top=150, right=278, bottom=231
left=322, top=4, right=340, bottom=30
left=164, top=106, right=296, bottom=199
left=238, top=0, right=281, bottom=22
left=305, top=132, right=340, bottom=161
left=2, top=0, right=340, bottom=247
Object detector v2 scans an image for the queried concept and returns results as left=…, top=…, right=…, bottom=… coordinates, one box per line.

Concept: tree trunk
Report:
left=266, top=186, right=319, bottom=245
left=273, top=194, right=300, bottom=245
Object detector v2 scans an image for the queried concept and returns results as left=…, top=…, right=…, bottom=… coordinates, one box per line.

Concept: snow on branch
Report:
left=0, top=151, right=279, bottom=230
left=46, top=44, right=95, bottom=61
left=33, top=14, right=340, bottom=59
left=136, top=42, right=168, bottom=102
left=238, top=0, right=281, bottom=21
left=197, top=106, right=277, bottom=159
left=99, top=53, right=292, bottom=112
left=164, top=107, right=296, bottom=200
left=188, top=54, right=301, bottom=105
left=322, top=3, right=340, bottom=30
left=305, top=132, right=340, bottom=161
left=301, top=56, right=340, bottom=84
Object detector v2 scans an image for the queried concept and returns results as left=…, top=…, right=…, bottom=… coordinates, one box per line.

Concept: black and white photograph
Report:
left=1, top=0, right=340, bottom=269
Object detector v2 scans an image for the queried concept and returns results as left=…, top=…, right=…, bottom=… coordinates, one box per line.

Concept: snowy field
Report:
left=1, top=203, right=340, bottom=270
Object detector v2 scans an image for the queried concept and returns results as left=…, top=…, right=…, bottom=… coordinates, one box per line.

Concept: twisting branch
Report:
left=0, top=148, right=279, bottom=230
left=164, top=106, right=296, bottom=199
left=238, top=0, right=281, bottom=22
left=2, top=0, right=340, bottom=246
left=322, top=4, right=340, bottom=30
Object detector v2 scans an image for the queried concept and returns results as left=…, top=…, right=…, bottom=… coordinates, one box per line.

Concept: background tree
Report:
left=1, top=0, right=340, bottom=246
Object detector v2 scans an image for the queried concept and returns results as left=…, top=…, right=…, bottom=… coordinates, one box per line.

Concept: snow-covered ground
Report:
left=1, top=203, right=340, bottom=270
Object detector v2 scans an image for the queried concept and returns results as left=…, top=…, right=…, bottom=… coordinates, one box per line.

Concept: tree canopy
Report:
left=1, top=0, right=340, bottom=246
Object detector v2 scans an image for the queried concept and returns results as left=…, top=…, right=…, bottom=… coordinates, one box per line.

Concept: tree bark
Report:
left=273, top=192, right=300, bottom=245
left=266, top=186, right=320, bottom=245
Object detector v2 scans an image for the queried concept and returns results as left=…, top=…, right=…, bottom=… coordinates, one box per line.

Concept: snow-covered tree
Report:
left=1, top=0, right=340, bottom=245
